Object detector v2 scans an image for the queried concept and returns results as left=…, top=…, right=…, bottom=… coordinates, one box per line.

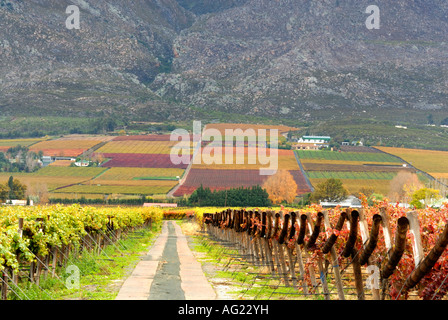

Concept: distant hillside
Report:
left=0, top=0, right=194, bottom=120
left=152, top=0, right=448, bottom=123
left=1, top=0, right=448, bottom=125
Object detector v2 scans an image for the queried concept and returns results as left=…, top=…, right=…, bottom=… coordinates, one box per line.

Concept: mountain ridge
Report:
left=1, top=0, right=447, bottom=124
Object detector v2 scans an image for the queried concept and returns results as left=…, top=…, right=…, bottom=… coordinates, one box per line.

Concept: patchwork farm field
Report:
left=29, top=139, right=105, bottom=157
left=95, top=140, right=193, bottom=154
left=0, top=166, right=106, bottom=190
left=2, top=129, right=445, bottom=203
left=170, top=123, right=305, bottom=197
left=305, top=171, right=397, bottom=180
left=295, top=147, right=416, bottom=195
left=173, top=169, right=311, bottom=197
left=192, top=148, right=299, bottom=170
left=0, top=138, right=45, bottom=152
left=0, top=133, right=197, bottom=199
left=308, top=178, right=392, bottom=196
left=375, top=146, right=448, bottom=179
left=173, top=129, right=312, bottom=197
left=32, top=166, right=107, bottom=177
left=53, top=181, right=178, bottom=195
left=45, top=134, right=195, bottom=198
left=113, top=134, right=192, bottom=141
left=95, top=167, right=183, bottom=181
left=295, top=149, right=402, bottom=163
left=99, top=153, right=189, bottom=169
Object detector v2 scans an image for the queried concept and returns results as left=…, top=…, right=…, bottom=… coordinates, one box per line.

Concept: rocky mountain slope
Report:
left=1, top=0, right=448, bottom=123
left=0, top=0, right=194, bottom=119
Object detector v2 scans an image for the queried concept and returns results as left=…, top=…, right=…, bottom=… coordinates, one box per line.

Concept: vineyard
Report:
left=173, top=145, right=312, bottom=197
left=0, top=205, right=163, bottom=300
left=295, top=148, right=419, bottom=195
left=95, top=140, right=193, bottom=155
left=52, top=181, right=178, bottom=195
left=174, top=169, right=311, bottom=197
left=29, top=139, right=105, bottom=157
left=99, top=153, right=189, bottom=169
left=375, top=146, right=448, bottom=180
left=0, top=131, right=446, bottom=203
left=0, top=138, right=45, bottom=152
left=295, top=149, right=402, bottom=163
left=202, top=201, right=448, bottom=300
left=52, top=134, right=195, bottom=198
left=94, top=167, right=184, bottom=181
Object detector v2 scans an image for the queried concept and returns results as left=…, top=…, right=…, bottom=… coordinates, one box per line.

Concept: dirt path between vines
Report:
left=115, top=220, right=218, bottom=300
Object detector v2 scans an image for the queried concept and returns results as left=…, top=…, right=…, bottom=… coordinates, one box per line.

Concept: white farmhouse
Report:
left=293, top=136, right=331, bottom=150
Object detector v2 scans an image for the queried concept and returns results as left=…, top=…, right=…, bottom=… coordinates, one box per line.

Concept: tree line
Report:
left=185, top=185, right=272, bottom=207
left=0, top=146, right=42, bottom=173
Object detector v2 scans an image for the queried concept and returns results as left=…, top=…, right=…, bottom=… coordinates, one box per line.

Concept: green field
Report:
left=295, top=150, right=401, bottom=163
left=32, top=166, right=107, bottom=177
left=305, top=171, right=397, bottom=180
left=53, top=183, right=177, bottom=195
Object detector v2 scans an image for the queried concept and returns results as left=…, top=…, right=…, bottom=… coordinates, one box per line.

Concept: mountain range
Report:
left=1, top=0, right=447, bottom=124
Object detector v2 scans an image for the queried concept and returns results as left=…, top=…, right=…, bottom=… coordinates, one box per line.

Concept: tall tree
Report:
left=388, top=170, right=423, bottom=203
left=0, top=184, right=8, bottom=202
left=7, top=176, right=27, bottom=200
left=262, top=170, right=298, bottom=204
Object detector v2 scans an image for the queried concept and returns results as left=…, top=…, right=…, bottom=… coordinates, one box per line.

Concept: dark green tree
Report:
left=7, top=176, right=27, bottom=200
left=310, top=178, right=348, bottom=203
left=187, top=185, right=271, bottom=207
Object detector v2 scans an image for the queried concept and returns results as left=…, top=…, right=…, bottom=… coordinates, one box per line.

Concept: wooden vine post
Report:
left=285, top=212, right=298, bottom=290
left=275, top=211, right=290, bottom=287
left=403, top=221, right=448, bottom=294
left=203, top=207, right=448, bottom=301
left=322, top=210, right=345, bottom=300
left=406, top=211, right=424, bottom=268
left=342, top=209, right=365, bottom=300
left=263, top=211, right=275, bottom=275
left=358, top=209, right=381, bottom=300
left=381, top=216, right=410, bottom=299
left=305, top=212, right=330, bottom=300
left=295, top=214, right=309, bottom=296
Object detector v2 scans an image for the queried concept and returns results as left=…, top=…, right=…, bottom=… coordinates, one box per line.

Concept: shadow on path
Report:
left=148, top=222, right=185, bottom=300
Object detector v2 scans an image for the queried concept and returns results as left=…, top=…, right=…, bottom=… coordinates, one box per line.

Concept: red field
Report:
left=172, top=169, right=311, bottom=196
left=99, top=153, right=190, bottom=169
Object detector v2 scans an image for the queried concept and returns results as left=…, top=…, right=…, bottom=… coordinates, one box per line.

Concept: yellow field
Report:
left=29, top=139, right=104, bottom=157
left=48, top=192, right=107, bottom=200
left=54, top=180, right=178, bottom=195
left=191, top=153, right=299, bottom=170
left=0, top=167, right=106, bottom=191
left=375, top=147, right=448, bottom=173
left=0, top=174, right=91, bottom=190
left=83, top=179, right=177, bottom=187
left=430, top=173, right=448, bottom=179
left=96, top=140, right=193, bottom=154
left=30, top=139, right=103, bottom=150
left=0, top=138, right=45, bottom=147
left=49, top=160, right=74, bottom=167
left=53, top=134, right=114, bottom=142
left=309, top=178, right=391, bottom=196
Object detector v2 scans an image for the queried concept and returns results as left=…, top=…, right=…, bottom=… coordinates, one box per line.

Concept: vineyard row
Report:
left=203, top=204, right=448, bottom=300
left=0, top=205, right=164, bottom=300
